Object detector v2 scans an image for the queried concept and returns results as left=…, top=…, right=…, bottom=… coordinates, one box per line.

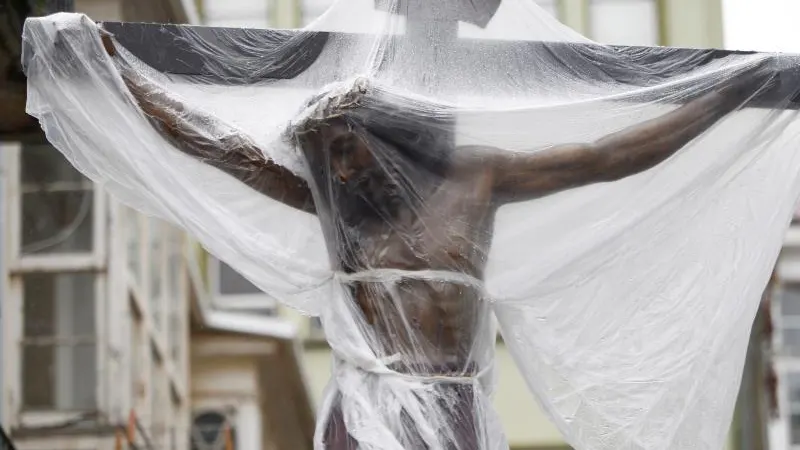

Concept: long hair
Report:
left=344, top=89, right=457, bottom=178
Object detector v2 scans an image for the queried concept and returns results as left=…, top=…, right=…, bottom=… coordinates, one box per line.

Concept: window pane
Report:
left=22, top=273, right=96, bottom=410
left=127, top=208, right=142, bottom=284
left=151, top=347, right=164, bottom=441
left=782, top=285, right=800, bottom=316
left=218, top=260, right=261, bottom=295
left=23, top=273, right=95, bottom=338
left=21, top=144, right=85, bottom=185
left=21, top=190, right=93, bottom=254
left=789, top=374, right=800, bottom=404
left=590, top=0, right=659, bottom=46
left=150, top=219, right=164, bottom=330
left=783, top=328, right=800, bottom=355
left=166, top=230, right=184, bottom=363
left=793, top=414, right=800, bottom=445
left=131, top=308, right=142, bottom=404
left=150, top=219, right=164, bottom=300
left=22, top=343, right=96, bottom=410
left=20, top=145, right=93, bottom=254
left=167, top=232, right=182, bottom=300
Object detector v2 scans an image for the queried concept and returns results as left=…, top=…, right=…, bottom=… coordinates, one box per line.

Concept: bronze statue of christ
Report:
left=99, top=31, right=767, bottom=449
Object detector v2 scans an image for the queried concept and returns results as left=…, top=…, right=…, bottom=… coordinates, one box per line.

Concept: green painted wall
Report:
left=661, top=0, right=723, bottom=48
left=560, top=0, right=589, bottom=35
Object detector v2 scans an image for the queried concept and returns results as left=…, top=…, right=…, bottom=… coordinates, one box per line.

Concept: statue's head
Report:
left=297, top=117, right=403, bottom=224
left=373, top=0, right=502, bottom=28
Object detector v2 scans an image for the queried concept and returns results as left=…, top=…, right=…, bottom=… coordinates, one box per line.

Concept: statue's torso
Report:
left=297, top=118, right=497, bottom=374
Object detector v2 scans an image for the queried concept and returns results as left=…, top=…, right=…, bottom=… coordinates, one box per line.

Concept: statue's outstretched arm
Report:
left=487, top=64, right=773, bottom=204
left=100, top=31, right=316, bottom=214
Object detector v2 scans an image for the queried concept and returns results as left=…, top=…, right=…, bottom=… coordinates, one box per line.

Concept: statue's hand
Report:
left=719, top=61, right=775, bottom=102
left=98, top=27, right=117, bottom=57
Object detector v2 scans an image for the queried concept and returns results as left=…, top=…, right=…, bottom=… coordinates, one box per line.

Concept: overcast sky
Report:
left=722, top=0, right=800, bottom=52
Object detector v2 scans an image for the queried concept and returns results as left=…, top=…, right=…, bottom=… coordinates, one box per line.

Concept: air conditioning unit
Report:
left=190, top=410, right=235, bottom=450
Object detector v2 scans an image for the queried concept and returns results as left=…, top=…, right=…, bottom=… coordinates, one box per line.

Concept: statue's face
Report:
left=299, top=120, right=393, bottom=223
left=328, top=131, right=376, bottom=185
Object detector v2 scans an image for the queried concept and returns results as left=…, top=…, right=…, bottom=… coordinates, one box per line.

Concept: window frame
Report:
left=773, top=278, right=800, bottom=447
left=778, top=364, right=800, bottom=448
left=207, top=257, right=277, bottom=311
left=777, top=283, right=800, bottom=357
left=19, top=272, right=100, bottom=412
left=124, top=212, right=189, bottom=443
left=6, top=138, right=109, bottom=426
left=166, top=228, right=187, bottom=371
left=147, top=217, right=167, bottom=335
left=9, top=142, right=107, bottom=271
left=4, top=141, right=190, bottom=436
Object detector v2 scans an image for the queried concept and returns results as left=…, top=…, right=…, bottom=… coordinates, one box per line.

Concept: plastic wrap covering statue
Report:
left=19, top=0, right=800, bottom=448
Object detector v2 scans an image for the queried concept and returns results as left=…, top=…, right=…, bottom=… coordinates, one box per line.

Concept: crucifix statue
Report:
left=21, top=1, right=800, bottom=449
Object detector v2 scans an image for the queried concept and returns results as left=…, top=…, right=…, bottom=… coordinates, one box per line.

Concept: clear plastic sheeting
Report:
left=19, top=1, right=800, bottom=448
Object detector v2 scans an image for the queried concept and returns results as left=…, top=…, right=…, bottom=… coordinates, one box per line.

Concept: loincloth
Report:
left=321, top=363, right=483, bottom=450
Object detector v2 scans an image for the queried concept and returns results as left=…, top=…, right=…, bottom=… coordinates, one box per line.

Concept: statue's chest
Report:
left=345, top=175, right=496, bottom=274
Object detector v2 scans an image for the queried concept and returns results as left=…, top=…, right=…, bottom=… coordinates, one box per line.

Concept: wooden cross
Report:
left=97, top=17, right=800, bottom=109
left=95, top=5, right=800, bottom=171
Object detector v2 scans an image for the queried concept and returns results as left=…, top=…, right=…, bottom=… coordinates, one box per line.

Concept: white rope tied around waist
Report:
left=334, top=268, right=486, bottom=291
left=327, top=268, right=491, bottom=384
left=333, top=348, right=492, bottom=385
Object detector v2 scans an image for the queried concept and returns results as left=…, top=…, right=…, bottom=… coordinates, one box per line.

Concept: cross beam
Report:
left=97, top=21, right=800, bottom=109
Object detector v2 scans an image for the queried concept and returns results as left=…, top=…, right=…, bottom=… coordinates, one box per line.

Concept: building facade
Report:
left=0, top=1, right=313, bottom=449
left=0, top=0, right=197, bottom=445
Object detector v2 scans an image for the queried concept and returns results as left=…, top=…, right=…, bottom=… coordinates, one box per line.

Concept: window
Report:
left=789, top=373, right=800, bottom=445
left=20, top=144, right=93, bottom=254
left=150, top=346, right=165, bottom=444
left=167, top=229, right=185, bottom=363
left=14, top=143, right=104, bottom=414
left=22, top=273, right=96, bottom=410
left=131, top=299, right=144, bottom=408
left=780, top=285, right=800, bottom=356
left=209, top=257, right=277, bottom=312
left=126, top=207, right=142, bottom=285
left=191, top=411, right=236, bottom=450
left=149, top=218, right=165, bottom=331
left=589, top=0, right=659, bottom=46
